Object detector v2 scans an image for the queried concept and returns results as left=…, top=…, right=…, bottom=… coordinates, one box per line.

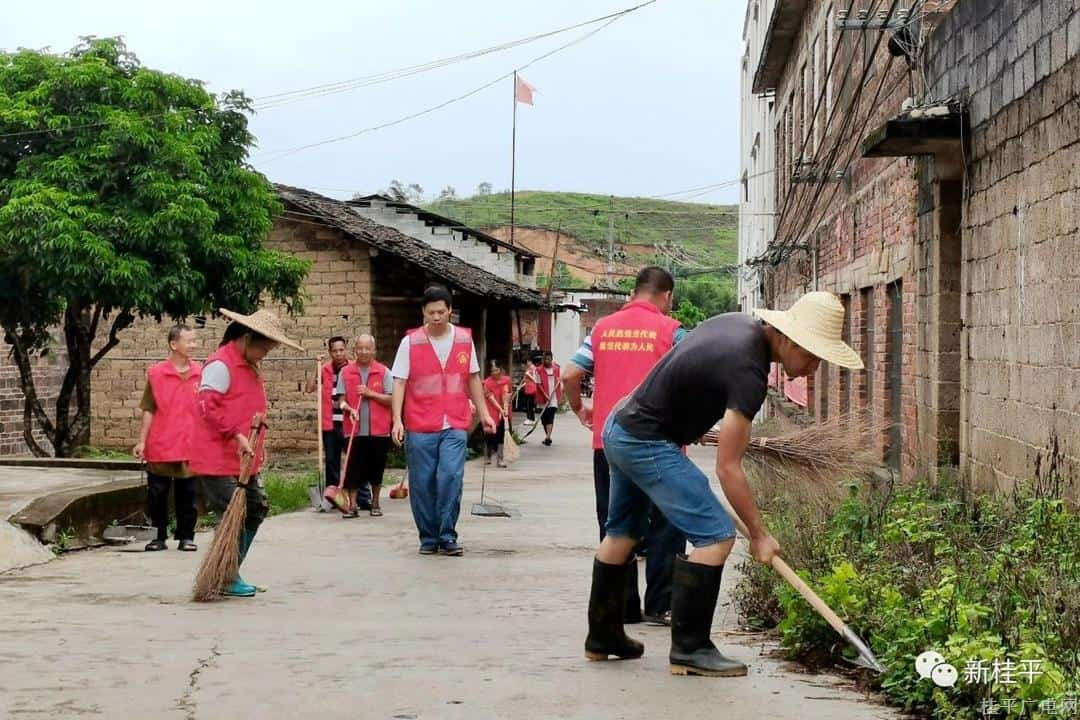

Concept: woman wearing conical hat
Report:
left=189, top=308, right=304, bottom=598
left=582, top=292, right=863, bottom=677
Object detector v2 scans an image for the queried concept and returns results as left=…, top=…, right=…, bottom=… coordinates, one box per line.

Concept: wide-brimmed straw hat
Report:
left=219, top=308, right=305, bottom=353
left=754, top=292, right=863, bottom=369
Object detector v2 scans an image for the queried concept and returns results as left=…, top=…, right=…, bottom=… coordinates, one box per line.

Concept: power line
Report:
left=250, top=1, right=658, bottom=110
left=253, top=7, right=652, bottom=164
left=0, top=1, right=657, bottom=142
left=764, top=0, right=903, bottom=265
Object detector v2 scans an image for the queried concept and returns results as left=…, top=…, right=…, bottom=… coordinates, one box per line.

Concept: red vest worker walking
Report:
left=336, top=334, right=393, bottom=518
left=133, top=325, right=203, bottom=552
left=563, top=267, right=687, bottom=625
left=482, top=360, right=513, bottom=467
left=535, top=351, right=562, bottom=446
left=306, top=336, right=367, bottom=506
left=190, top=308, right=304, bottom=598
left=390, top=284, right=496, bottom=556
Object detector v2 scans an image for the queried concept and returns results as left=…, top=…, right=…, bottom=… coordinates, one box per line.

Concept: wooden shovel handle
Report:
left=717, top=490, right=847, bottom=635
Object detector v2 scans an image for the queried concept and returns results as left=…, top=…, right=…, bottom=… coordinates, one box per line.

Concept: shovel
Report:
left=717, top=492, right=885, bottom=673
left=310, top=358, right=329, bottom=511
left=324, top=421, right=357, bottom=513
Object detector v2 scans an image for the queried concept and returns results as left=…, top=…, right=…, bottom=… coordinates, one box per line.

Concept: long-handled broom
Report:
left=192, top=414, right=265, bottom=602
left=701, top=412, right=887, bottom=673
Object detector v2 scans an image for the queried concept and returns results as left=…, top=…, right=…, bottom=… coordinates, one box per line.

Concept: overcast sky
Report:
left=2, top=0, right=744, bottom=204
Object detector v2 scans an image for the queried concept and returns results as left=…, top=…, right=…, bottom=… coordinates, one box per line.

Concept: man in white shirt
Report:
left=390, top=284, right=496, bottom=556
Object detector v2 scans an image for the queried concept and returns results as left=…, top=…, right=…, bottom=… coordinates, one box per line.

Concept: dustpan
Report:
left=470, top=455, right=513, bottom=517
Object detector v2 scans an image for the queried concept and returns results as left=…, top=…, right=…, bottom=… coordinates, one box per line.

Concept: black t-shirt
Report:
left=614, top=313, right=771, bottom=446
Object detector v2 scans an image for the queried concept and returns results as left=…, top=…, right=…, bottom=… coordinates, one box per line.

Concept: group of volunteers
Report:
left=133, top=267, right=863, bottom=682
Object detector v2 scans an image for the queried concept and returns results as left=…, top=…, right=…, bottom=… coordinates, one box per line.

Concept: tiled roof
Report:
left=275, top=185, right=547, bottom=308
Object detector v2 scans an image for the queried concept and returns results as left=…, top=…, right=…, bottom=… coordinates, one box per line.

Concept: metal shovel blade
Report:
left=842, top=626, right=886, bottom=674
left=471, top=502, right=512, bottom=518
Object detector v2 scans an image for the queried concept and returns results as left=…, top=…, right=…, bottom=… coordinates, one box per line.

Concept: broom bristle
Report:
left=743, top=411, right=888, bottom=497
left=192, top=488, right=248, bottom=602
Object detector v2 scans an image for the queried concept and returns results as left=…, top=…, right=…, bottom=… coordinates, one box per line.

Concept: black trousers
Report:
left=147, top=472, right=197, bottom=541
left=522, top=393, right=536, bottom=422
left=593, top=449, right=686, bottom=617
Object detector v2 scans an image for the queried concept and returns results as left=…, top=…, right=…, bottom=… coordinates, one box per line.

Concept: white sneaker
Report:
left=523, top=419, right=535, bottom=426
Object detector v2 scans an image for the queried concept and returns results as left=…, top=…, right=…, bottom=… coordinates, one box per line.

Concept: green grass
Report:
left=426, top=191, right=738, bottom=270
left=262, top=471, right=316, bottom=516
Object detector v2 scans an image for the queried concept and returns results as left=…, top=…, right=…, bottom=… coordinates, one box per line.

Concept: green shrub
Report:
left=734, top=476, right=1079, bottom=719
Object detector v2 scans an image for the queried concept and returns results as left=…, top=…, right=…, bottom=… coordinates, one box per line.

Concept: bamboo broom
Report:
left=701, top=411, right=886, bottom=496
left=192, top=413, right=265, bottom=602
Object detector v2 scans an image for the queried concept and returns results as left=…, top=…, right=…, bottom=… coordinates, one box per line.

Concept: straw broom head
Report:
left=191, top=487, right=247, bottom=602
left=192, top=415, right=263, bottom=602
left=703, top=411, right=888, bottom=501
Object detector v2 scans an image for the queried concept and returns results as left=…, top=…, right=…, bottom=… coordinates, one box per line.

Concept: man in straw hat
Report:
left=583, top=291, right=862, bottom=677
left=190, top=308, right=304, bottom=597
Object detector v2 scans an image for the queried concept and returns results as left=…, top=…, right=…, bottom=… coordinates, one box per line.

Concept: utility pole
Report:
left=605, top=195, right=615, bottom=287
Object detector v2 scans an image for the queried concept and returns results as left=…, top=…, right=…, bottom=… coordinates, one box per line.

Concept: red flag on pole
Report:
left=515, top=74, right=536, bottom=105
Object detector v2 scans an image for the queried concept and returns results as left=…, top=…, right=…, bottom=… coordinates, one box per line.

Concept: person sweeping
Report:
left=190, top=308, right=304, bottom=598
left=583, top=291, right=862, bottom=677
left=482, top=360, right=512, bottom=468
left=336, top=334, right=393, bottom=518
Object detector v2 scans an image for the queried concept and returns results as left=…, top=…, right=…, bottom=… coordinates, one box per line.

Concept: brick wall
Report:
left=90, top=218, right=375, bottom=453
left=923, top=0, right=1080, bottom=494
left=0, top=334, right=67, bottom=456
left=765, top=0, right=921, bottom=479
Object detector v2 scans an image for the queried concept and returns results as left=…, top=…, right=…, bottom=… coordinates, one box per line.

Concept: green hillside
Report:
left=427, top=191, right=738, bottom=269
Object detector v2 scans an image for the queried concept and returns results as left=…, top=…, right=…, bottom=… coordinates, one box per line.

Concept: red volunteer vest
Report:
left=523, top=365, right=538, bottom=396
left=341, top=361, right=392, bottom=437
left=403, top=326, right=474, bottom=432
left=189, top=341, right=268, bottom=477
left=320, top=361, right=346, bottom=431
left=535, top=363, right=562, bottom=405
left=144, top=359, right=202, bottom=464
left=590, top=299, right=681, bottom=449
left=483, top=375, right=512, bottom=419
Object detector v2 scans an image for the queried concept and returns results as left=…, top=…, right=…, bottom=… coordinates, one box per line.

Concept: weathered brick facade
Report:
left=88, top=205, right=535, bottom=454
left=749, top=0, right=1078, bottom=495
left=90, top=219, right=375, bottom=452
left=0, top=335, right=67, bottom=455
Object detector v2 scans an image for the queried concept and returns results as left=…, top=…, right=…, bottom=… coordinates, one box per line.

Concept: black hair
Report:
left=489, top=359, right=503, bottom=372
left=327, top=336, right=347, bottom=349
left=634, top=266, right=675, bottom=295
left=542, top=350, right=553, bottom=359
left=422, top=283, right=453, bottom=309
left=168, top=324, right=192, bottom=344
left=219, top=322, right=270, bottom=348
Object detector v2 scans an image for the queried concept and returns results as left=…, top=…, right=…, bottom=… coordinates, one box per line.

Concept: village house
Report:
left=740, top=0, right=1079, bottom=495
left=86, top=184, right=547, bottom=454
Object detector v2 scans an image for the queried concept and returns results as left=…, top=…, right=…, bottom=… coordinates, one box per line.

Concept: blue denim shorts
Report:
left=601, top=415, right=736, bottom=548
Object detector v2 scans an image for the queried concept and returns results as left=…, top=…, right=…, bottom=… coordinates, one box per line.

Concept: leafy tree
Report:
left=385, top=179, right=408, bottom=202
left=675, top=274, right=736, bottom=319
left=672, top=299, right=707, bottom=329
left=0, top=38, right=308, bottom=456
left=437, top=185, right=457, bottom=201
left=475, top=181, right=492, bottom=196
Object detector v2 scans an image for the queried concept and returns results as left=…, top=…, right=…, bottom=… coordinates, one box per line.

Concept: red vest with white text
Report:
left=144, top=359, right=202, bottom=463
left=341, top=361, right=393, bottom=437
left=403, top=326, right=474, bottom=432
left=189, top=341, right=268, bottom=477
left=590, top=299, right=681, bottom=449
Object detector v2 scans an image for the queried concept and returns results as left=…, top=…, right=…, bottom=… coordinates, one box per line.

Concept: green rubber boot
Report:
left=224, top=529, right=259, bottom=597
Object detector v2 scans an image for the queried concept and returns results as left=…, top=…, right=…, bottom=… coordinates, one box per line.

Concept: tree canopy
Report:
left=0, top=38, right=308, bottom=455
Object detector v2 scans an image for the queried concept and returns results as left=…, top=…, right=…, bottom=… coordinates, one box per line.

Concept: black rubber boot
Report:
left=585, top=558, right=645, bottom=661
left=624, top=557, right=643, bottom=624
left=669, top=556, right=748, bottom=677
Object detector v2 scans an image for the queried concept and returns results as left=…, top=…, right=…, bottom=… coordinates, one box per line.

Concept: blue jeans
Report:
left=406, top=429, right=468, bottom=548
left=602, top=416, right=736, bottom=548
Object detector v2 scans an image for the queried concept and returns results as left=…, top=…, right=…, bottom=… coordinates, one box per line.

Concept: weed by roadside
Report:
left=733, top=473, right=1079, bottom=718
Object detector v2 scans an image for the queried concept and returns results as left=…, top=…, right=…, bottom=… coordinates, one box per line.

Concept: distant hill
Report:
left=426, top=191, right=738, bottom=284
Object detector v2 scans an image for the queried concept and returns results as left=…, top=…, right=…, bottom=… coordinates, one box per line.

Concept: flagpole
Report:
left=510, top=71, right=517, bottom=247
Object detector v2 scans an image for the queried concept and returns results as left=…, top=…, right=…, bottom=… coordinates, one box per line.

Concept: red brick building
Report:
left=745, top=0, right=1078, bottom=495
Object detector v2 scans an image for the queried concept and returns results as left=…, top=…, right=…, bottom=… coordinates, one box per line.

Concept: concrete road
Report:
left=0, top=419, right=897, bottom=720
